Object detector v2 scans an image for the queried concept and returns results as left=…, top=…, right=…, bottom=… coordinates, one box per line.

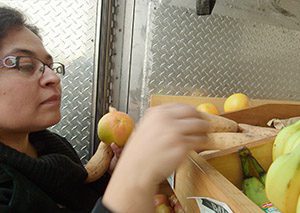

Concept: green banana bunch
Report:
left=266, top=143, right=300, bottom=213
left=243, top=176, right=269, bottom=208
left=239, top=148, right=280, bottom=212
left=273, top=120, right=300, bottom=161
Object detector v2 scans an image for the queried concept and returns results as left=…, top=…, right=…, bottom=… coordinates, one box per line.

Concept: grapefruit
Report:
left=196, top=103, right=219, bottom=115
left=97, top=109, right=135, bottom=147
left=224, top=93, right=250, bottom=113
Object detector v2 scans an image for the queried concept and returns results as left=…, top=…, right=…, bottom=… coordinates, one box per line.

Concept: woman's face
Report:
left=0, top=26, right=62, bottom=133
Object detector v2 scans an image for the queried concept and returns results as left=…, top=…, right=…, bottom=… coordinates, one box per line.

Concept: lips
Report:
left=41, top=94, right=61, bottom=105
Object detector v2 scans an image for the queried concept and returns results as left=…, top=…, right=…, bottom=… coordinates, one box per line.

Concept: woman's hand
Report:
left=103, top=104, right=210, bottom=212
left=119, top=104, right=210, bottom=184
left=108, top=143, right=123, bottom=174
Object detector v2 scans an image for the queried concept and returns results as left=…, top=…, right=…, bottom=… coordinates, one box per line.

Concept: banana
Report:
left=239, top=148, right=271, bottom=208
left=239, top=147, right=281, bottom=212
left=285, top=168, right=300, bottom=213
left=266, top=143, right=300, bottom=213
left=273, top=120, right=300, bottom=161
left=297, top=195, right=300, bottom=213
left=243, top=177, right=270, bottom=207
left=283, top=130, right=300, bottom=155
left=240, top=147, right=267, bottom=185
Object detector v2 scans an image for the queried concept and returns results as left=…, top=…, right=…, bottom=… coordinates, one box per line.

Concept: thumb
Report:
left=110, top=143, right=122, bottom=157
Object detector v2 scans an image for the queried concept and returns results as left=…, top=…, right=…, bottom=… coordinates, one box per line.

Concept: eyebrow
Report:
left=8, top=48, right=53, bottom=62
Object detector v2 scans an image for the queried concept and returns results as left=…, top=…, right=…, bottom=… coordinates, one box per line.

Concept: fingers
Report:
left=146, top=104, right=210, bottom=134
left=150, top=104, right=204, bottom=119
left=110, top=143, right=122, bottom=158
left=174, top=135, right=209, bottom=152
left=142, top=104, right=212, bottom=152
left=176, top=118, right=210, bottom=135
left=188, top=136, right=212, bottom=152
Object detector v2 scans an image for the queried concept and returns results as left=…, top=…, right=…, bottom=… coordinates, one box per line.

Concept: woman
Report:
left=0, top=6, right=210, bottom=213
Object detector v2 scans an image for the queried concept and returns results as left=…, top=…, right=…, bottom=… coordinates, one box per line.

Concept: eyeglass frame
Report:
left=0, top=55, right=65, bottom=77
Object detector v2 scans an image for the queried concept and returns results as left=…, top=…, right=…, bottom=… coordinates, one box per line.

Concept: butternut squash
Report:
left=198, top=124, right=279, bottom=156
left=200, top=112, right=238, bottom=133
left=205, top=131, right=276, bottom=150
left=206, top=132, right=256, bottom=150
left=85, top=142, right=113, bottom=183
left=238, top=123, right=280, bottom=137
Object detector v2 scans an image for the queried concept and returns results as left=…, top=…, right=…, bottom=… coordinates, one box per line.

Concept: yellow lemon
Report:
left=224, top=93, right=250, bottom=113
left=196, top=103, right=219, bottom=115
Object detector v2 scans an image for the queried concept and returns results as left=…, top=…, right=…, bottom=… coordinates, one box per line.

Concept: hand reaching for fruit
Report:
left=118, top=104, right=210, bottom=184
left=103, top=104, right=210, bottom=212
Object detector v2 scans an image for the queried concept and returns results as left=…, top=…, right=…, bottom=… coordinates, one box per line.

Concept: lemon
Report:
left=196, top=103, right=219, bottom=115
left=224, top=93, right=250, bottom=113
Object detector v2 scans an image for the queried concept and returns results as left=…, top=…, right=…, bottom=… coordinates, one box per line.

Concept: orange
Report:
left=224, top=93, right=250, bottom=113
left=196, top=103, right=219, bottom=115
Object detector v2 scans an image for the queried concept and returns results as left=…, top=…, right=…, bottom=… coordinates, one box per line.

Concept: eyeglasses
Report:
left=0, top=55, right=65, bottom=77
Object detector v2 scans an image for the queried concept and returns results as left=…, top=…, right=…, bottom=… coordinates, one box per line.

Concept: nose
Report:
left=39, top=65, right=61, bottom=87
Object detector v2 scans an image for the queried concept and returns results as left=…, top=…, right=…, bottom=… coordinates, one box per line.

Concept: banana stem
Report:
left=249, top=155, right=266, bottom=185
left=239, top=147, right=266, bottom=185
left=239, top=148, right=252, bottom=179
left=238, top=146, right=252, bottom=157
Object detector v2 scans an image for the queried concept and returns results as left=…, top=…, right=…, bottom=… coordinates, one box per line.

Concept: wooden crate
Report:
left=150, top=95, right=300, bottom=212
left=150, top=94, right=300, bottom=115
left=174, top=138, right=274, bottom=212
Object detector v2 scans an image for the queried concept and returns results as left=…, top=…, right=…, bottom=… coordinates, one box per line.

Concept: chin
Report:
left=41, top=113, right=62, bottom=129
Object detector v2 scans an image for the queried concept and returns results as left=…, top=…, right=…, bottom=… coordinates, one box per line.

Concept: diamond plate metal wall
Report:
left=129, top=1, right=300, bottom=118
left=3, top=0, right=99, bottom=163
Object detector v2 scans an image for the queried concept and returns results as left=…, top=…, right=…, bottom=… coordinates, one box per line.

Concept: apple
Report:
left=97, top=108, right=135, bottom=147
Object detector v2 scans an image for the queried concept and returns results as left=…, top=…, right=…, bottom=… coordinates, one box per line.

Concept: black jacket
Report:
left=0, top=163, right=69, bottom=213
left=0, top=130, right=111, bottom=213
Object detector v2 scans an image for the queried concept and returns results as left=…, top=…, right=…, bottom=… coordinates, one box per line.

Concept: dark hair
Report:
left=0, top=7, right=41, bottom=46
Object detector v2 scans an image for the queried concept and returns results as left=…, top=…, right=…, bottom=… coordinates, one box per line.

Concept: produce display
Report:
left=149, top=95, right=300, bottom=212
left=85, top=99, right=300, bottom=212
left=194, top=93, right=283, bottom=153
left=196, top=93, right=250, bottom=115
left=266, top=120, right=300, bottom=213
left=197, top=113, right=279, bottom=153
left=238, top=147, right=280, bottom=212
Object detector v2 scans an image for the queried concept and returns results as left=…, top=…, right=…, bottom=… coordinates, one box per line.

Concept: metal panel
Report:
left=3, top=0, right=100, bottom=163
left=123, top=0, right=300, bottom=119
left=92, top=0, right=118, bottom=153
